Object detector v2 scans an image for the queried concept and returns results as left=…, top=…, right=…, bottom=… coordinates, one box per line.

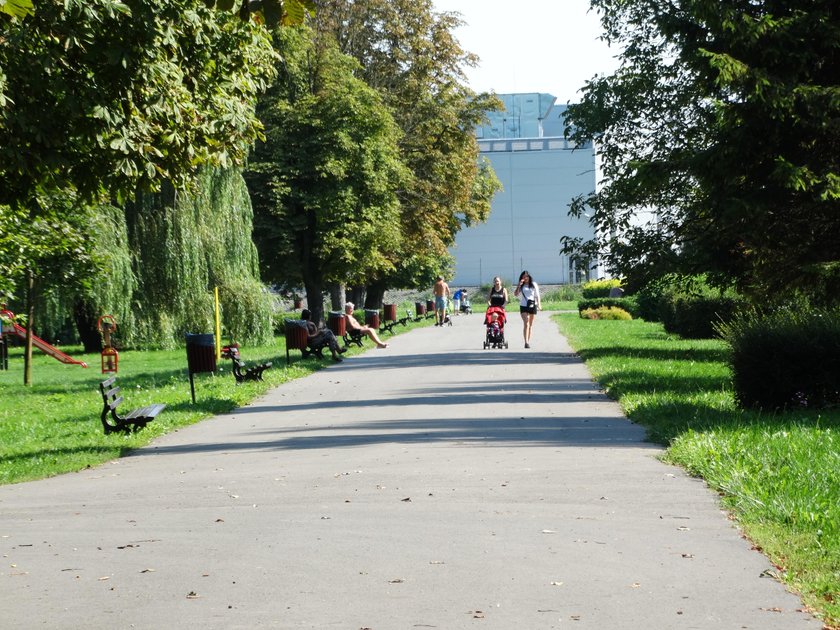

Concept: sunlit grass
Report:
left=0, top=313, right=432, bottom=486
left=554, top=313, right=839, bottom=628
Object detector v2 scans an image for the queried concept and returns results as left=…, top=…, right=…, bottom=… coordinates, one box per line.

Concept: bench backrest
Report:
left=100, top=377, right=124, bottom=411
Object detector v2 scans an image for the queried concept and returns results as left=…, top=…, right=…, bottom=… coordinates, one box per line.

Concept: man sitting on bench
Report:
left=302, top=309, right=346, bottom=362
left=344, top=302, right=389, bottom=349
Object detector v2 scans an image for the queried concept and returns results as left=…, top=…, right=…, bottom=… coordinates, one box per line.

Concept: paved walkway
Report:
left=0, top=313, right=822, bottom=629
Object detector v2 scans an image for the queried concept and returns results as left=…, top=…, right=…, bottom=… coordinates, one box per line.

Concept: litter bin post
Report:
left=426, top=300, right=435, bottom=318
left=383, top=304, right=397, bottom=322
left=185, top=333, right=217, bottom=404
left=415, top=301, right=426, bottom=317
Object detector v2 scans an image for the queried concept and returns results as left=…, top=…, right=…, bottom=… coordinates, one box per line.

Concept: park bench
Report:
left=397, top=309, right=414, bottom=327
left=99, top=376, right=165, bottom=435
left=221, top=345, right=272, bottom=383
left=285, top=319, right=333, bottom=363
left=343, top=325, right=365, bottom=348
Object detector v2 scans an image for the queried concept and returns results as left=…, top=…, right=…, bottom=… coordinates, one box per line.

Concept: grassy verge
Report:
left=0, top=311, right=432, bottom=486
left=553, top=313, right=839, bottom=628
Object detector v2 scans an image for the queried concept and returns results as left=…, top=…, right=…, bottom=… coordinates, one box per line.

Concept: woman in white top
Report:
left=513, top=270, right=540, bottom=348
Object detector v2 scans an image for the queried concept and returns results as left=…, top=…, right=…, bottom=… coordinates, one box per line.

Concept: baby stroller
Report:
left=483, top=306, right=508, bottom=349
left=460, top=294, right=472, bottom=315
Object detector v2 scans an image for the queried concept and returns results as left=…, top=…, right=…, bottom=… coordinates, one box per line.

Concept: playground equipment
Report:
left=98, top=315, right=118, bottom=374
left=0, top=306, right=88, bottom=368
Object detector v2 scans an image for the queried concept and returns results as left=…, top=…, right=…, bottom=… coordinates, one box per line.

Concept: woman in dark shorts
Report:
left=513, top=270, right=540, bottom=348
left=487, top=276, right=509, bottom=307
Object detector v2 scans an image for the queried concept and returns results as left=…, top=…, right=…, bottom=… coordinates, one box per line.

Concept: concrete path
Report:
left=0, top=313, right=822, bottom=629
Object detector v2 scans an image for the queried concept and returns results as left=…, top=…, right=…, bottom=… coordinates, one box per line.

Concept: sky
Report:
left=431, top=0, right=618, bottom=105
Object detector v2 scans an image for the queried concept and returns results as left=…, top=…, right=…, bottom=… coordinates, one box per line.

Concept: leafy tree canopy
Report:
left=246, top=25, right=408, bottom=320
left=315, top=0, right=502, bottom=289
left=0, top=0, right=277, bottom=211
left=563, top=0, right=840, bottom=303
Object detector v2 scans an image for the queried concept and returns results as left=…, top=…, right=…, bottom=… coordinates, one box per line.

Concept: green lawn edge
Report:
left=552, top=313, right=839, bottom=628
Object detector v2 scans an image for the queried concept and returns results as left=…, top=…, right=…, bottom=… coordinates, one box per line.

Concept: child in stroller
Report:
left=483, top=306, right=508, bottom=349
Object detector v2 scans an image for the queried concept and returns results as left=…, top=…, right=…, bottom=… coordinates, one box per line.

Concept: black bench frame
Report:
left=221, top=345, right=272, bottom=383
left=99, top=376, right=165, bottom=435
left=343, top=325, right=365, bottom=348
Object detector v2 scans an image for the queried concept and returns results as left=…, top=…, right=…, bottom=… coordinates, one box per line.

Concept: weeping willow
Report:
left=124, top=167, right=273, bottom=348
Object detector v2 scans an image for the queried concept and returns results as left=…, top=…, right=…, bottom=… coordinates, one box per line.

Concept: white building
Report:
left=451, top=93, right=598, bottom=286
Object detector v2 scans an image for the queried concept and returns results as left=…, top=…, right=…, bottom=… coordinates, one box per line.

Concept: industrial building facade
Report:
left=450, top=93, right=598, bottom=287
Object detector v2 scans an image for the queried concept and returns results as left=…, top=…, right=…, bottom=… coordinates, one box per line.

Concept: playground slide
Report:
left=5, top=322, right=88, bottom=368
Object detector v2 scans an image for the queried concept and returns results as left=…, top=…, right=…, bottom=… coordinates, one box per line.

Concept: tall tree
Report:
left=563, top=0, right=840, bottom=302
left=246, top=26, right=408, bottom=322
left=0, top=0, right=276, bottom=382
left=315, top=0, right=502, bottom=302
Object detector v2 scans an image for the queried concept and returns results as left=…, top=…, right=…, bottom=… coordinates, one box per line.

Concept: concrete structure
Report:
left=451, top=93, right=598, bottom=287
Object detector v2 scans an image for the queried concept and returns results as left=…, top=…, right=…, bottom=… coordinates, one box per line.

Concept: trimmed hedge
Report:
left=581, top=278, right=622, bottom=299
left=719, top=308, right=840, bottom=410
left=578, top=297, right=639, bottom=317
left=580, top=306, right=632, bottom=320
left=660, top=294, right=746, bottom=339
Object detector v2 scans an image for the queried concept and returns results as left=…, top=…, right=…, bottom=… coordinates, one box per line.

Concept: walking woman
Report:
left=487, top=276, right=509, bottom=308
left=513, top=270, right=540, bottom=348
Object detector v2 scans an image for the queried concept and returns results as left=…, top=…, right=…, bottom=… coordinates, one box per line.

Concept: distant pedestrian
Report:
left=433, top=276, right=450, bottom=326
left=513, top=270, right=540, bottom=348
left=453, top=288, right=464, bottom=315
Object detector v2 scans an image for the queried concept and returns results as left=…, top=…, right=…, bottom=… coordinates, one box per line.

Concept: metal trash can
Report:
left=284, top=319, right=308, bottom=351
left=364, top=309, right=380, bottom=329
left=185, top=333, right=216, bottom=374
left=328, top=311, right=346, bottom=337
left=383, top=304, right=397, bottom=322
left=415, top=301, right=426, bottom=317
left=185, top=333, right=216, bottom=404
left=426, top=299, right=435, bottom=313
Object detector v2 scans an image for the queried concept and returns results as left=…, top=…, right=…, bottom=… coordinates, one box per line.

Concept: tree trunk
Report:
left=23, top=269, right=34, bottom=386
left=346, top=285, right=365, bottom=310
left=74, top=300, right=103, bottom=353
left=303, top=276, right=325, bottom=324
left=328, top=283, right=344, bottom=312
left=364, top=281, right=386, bottom=309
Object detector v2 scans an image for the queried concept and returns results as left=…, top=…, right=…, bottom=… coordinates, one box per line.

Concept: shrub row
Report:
left=720, top=308, right=840, bottom=410
left=581, top=278, right=622, bottom=299
left=578, top=297, right=639, bottom=317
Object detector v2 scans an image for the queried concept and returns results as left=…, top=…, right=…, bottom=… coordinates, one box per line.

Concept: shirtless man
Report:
left=344, top=303, right=388, bottom=348
left=433, top=276, right=450, bottom=326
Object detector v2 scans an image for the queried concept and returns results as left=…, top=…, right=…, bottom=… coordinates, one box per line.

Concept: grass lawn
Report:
left=554, top=313, right=839, bottom=629
left=0, top=311, right=433, bottom=486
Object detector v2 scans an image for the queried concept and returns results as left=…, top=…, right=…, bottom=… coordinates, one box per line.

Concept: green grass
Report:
left=0, top=312, right=433, bottom=486
left=554, top=313, right=839, bottom=629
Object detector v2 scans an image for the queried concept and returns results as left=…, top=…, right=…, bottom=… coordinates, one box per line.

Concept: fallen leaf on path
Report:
left=140, top=568, right=155, bottom=573
left=186, top=591, right=200, bottom=599
left=401, top=497, right=411, bottom=502
left=550, top=581, right=564, bottom=586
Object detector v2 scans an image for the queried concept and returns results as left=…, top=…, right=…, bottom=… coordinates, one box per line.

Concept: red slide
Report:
left=1, top=310, right=88, bottom=368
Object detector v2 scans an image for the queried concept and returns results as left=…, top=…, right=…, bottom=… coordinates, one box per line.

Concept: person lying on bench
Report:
left=302, top=309, right=346, bottom=362
left=344, top=302, right=388, bottom=348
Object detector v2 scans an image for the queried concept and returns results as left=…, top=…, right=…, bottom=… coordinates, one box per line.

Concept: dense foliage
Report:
left=315, top=0, right=502, bottom=298
left=563, top=0, right=840, bottom=305
left=246, top=26, right=408, bottom=322
left=720, top=307, right=840, bottom=410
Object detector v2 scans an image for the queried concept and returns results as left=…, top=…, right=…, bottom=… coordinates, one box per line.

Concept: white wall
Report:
left=451, top=140, right=596, bottom=286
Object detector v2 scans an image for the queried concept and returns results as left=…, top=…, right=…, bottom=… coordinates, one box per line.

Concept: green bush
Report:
left=580, top=306, right=632, bottom=320
left=578, top=297, right=639, bottom=317
left=581, top=278, right=622, bottom=299
left=661, top=293, right=747, bottom=339
left=719, top=307, right=840, bottom=410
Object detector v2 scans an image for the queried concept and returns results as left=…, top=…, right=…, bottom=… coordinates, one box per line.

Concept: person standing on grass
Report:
left=513, top=270, right=540, bottom=348
left=433, top=276, right=450, bottom=326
